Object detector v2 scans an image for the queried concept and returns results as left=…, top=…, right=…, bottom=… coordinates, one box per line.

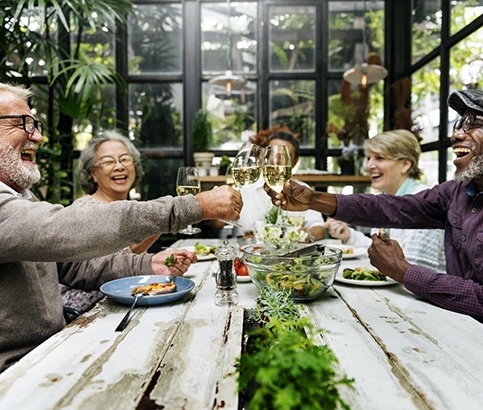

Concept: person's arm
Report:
left=369, top=230, right=483, bottom=322
left=0, top=186, right=241, bottom=263
left=264, top=180, right=337, bottom=215
left=58, top=248, right=197, bottom=290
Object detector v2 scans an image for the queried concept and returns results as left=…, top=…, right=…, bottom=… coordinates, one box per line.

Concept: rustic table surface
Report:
left=0, top=238, right=482, bottom=410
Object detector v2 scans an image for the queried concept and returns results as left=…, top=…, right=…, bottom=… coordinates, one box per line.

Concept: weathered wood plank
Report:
left=148, top=264, right=244, bottom=409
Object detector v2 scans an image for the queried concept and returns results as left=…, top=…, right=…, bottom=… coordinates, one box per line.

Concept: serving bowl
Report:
left=241, top=244, right=342, bottom=302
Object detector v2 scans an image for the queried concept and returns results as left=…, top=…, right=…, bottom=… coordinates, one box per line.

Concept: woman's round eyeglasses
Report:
left=95, top=155, right=134, bottom=170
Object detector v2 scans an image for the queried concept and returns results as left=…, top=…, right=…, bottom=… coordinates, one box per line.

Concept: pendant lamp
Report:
left=208, top=0, right=246, bottom=96
left=342, top=0, right=387, bottom=87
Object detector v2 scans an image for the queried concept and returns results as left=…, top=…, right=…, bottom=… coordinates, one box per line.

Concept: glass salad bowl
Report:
left=241, top=244, right=342, bottom=302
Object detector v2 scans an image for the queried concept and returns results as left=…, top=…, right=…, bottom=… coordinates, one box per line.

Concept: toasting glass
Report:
left=262, top=145, right=292, bottom=225
left=176, top=167, right=201, bottom=235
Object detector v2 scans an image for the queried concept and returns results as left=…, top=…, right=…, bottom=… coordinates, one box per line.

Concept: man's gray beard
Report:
left=454, top=154, right=483, bottom=182
left=0, top=141, right=41, bottom=192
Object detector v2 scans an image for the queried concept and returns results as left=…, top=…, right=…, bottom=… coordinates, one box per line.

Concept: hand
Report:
left=325, top=218, right=351, bottom=242
left=368, top=229, right=410, bottom=283
left=263, top=180, right=313, bottom=211
left=150, top=248, right=197, bottom=276
left=195, top=185, right=243, bottom=221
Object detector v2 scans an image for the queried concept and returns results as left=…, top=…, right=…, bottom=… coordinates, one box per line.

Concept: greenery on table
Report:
left=236, top=287, right=354, bottom=410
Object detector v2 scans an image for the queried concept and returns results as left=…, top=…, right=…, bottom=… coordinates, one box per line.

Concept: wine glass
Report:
left=263, top=145, right=292, bottom=225
left=176, top=167, right=202, bottom=235
left=218, top=143, right=265, bottom=228
left=231, top=143, right=265, bottom=190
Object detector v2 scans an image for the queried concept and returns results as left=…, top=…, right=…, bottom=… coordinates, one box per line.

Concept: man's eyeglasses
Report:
left=95, top=155, right=134, bottom=170
left=453, top=114, right=483, bottom=133
left=0, top=114, right=44, bottom=135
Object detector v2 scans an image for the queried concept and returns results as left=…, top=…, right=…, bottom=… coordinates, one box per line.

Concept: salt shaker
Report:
left=214, top=240, right=238, bottom=306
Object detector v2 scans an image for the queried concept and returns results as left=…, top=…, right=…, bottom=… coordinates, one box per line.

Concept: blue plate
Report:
left=100, top=276, right=195, bottom=306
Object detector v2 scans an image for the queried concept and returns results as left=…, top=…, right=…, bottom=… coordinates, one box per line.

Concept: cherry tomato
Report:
left=234, top=257, right=249, bottom=276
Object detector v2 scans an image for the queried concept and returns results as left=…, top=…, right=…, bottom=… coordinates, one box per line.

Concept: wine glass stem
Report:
left=276, top=206, right=282, bottom=225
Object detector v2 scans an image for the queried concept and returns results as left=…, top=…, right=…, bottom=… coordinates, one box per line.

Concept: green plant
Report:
left=237, top=287, right=354, bottom=410
left=0, top=0, right=133, bottom=203
left=220, top=155, right=232, bottom=168
left=192, top=109, right=212, bottom=152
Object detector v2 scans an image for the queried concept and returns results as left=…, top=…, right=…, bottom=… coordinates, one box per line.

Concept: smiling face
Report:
left=365, top=151, right=412, bottom=195
left=451, top=109, right=483, bottom=187
left=90, top=140, right=136, bottom=202
left=0, top=91, right=42, bottom=192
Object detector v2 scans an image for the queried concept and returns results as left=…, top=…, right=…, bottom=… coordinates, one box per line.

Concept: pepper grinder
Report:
left=214, top=240, right=238, bottom=306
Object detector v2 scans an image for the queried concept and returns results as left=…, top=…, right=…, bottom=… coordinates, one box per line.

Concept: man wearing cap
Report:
left=264, top=89, right=483, bottom=322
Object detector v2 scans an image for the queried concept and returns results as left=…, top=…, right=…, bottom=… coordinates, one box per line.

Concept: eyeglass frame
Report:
left=0, top=114, right=45, bottom=135
left=94, top=154, right=135, bottom=170
left=453, top=114, right=483, bottom=134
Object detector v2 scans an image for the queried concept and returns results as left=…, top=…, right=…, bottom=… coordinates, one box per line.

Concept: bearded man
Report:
left=0, top=82, right=243, bottom=372
left=264, top=89, right=483, bottom=322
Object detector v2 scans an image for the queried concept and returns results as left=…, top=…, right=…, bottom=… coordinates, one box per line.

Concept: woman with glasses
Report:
left=325, top=129, right=446, bottom=272
left=61, top=130, right=162, bottom=313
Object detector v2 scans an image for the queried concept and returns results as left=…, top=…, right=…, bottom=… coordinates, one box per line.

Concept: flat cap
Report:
left=448, top=90, right=483, bottom=116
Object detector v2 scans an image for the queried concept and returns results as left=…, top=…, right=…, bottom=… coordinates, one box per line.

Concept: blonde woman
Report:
left=326, top=129, right=446, bottom=272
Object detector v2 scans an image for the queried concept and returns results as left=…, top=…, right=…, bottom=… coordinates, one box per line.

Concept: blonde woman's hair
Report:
left=364, top=129, right=422, bottom=179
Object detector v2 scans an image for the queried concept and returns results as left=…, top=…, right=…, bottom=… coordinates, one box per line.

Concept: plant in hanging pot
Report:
left=192, top=109, right=214, bottom=173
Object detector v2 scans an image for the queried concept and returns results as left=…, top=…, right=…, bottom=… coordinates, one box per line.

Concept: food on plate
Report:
left=131, top=282, right=177, bottom=296
left=342, top=267, right=386, bottom=281
left=341, top=247, right=354, bottom=255
left=234, top=257, right=249, bottom=276
left=164, top=254, right=176, bottom=267
left=194, top=242, right=217, bottom=256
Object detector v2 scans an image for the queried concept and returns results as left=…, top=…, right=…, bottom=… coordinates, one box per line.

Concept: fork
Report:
left=115, top=291, right=146, bottom=332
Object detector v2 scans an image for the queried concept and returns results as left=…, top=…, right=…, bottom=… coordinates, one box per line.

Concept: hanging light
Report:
left=343, top=63, right=388, bottom=86
left=208, top=0, right=246, bottom=96
left=342, top=0, right=387, bottom=87
left=209, top=70, right=246, bottom=96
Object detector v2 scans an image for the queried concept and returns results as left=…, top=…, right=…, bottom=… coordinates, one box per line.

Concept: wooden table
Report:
left=0, top=238, right=482, bottom=409
left=200, top=174, right=371, bottom=191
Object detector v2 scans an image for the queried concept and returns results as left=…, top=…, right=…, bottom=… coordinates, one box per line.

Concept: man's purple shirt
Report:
left=335, top=179, right=483, bottom=321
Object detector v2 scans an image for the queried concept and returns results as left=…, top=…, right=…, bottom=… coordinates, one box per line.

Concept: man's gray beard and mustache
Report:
left=454, top=154, right=483, bottom=182
left=0, top=140, right=41, bottom=192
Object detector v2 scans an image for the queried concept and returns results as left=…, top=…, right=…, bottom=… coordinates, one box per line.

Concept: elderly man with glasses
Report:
left=264, top=89, right=483, bottom=322
left=0, top=82, right=243, bottom=372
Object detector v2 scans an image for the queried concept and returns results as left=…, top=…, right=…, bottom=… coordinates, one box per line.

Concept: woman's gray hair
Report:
left=77, top=130, right=144, bottom=195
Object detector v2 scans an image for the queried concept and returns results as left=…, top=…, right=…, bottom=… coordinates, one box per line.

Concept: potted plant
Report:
left=218, top=155, right=232, bottom=175
left=192, top=109, right=214, bottom=172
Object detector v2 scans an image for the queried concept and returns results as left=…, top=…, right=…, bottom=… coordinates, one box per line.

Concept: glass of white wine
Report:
left=176, top=166, right=202, bottom=235
left=218, top=143, right=265, bottom=228
left=231, top=143, right=265, bottom=190
left=263, top=145, right=292, bottom=225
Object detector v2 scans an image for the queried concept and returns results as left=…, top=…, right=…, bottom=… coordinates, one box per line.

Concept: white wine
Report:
left=263, top=165, right=292, bottom=192
left=176, top=185, right=200, bottom=196
left=288, top=216, right=304, bottom=227
left=231, top=166, right=261, bottom=187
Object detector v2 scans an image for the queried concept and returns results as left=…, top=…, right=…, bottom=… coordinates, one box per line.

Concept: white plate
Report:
left=100, top=276, right=196, bottom=306
left=329, top=244, right=367, bottom=259
left=237, top=275, right=252, bottom=283
left=184, top=246, right=217, bottom=261
left=334, top=269, right=398, bottom=287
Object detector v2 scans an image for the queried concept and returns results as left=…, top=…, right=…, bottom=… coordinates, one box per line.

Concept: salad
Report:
left=245, top=253, right=337, bottom=300
left=194, top=242, right=217, bottom=256
left=342, top=267, right=386, bottom=281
